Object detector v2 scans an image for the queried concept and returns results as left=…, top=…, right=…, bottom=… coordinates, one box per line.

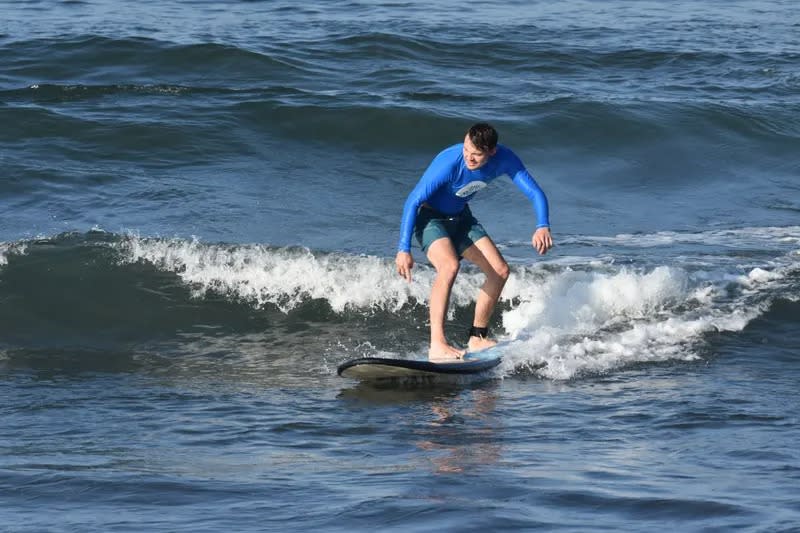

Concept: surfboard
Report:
left=337, top=349, right=502, bottom=381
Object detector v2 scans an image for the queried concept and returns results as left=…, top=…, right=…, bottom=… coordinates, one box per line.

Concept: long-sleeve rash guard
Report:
left=397, top=143, right=550, bottom=252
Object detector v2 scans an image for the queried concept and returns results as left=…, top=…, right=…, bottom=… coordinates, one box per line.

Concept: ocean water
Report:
left=1, top=0, right=799, bottom=531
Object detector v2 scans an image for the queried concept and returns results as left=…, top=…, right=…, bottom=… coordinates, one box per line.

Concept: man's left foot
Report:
left=468, top=335, right=497, bottom=353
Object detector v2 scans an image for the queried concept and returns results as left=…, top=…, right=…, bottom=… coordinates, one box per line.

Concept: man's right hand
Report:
left=395, top=251, right=414, bottom=282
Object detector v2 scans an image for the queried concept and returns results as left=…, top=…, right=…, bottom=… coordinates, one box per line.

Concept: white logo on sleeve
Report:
left=455, top=181, right=487, bottom=197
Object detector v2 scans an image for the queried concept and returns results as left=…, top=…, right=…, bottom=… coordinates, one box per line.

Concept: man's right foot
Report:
left=428, top=342, right=465, bottom=362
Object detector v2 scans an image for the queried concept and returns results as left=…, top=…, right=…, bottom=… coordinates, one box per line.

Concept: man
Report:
left=395, top=123, right=553, bottom=361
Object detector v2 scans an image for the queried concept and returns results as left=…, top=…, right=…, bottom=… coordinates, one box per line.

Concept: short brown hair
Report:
left=467, top=123, right=498, bottom=152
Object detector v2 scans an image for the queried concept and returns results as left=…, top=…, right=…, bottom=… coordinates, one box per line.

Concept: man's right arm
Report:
left=395, top=147, right=458, bottom=282
left=397, top=191, right=423, bottom=254
left=396, top=150, right=455, bottom=253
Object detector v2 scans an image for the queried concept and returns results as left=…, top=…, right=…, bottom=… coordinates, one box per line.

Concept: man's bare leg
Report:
left=426, top=237, right=466, bottom=361
left=461, top=236, right=510, bottom=352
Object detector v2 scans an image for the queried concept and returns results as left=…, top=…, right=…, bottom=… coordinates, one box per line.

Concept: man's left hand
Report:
left=532, top=227, right=553, bottom=255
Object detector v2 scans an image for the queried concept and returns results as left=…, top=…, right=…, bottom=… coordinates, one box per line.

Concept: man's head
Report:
left=463, top=123, right=498, bottom=170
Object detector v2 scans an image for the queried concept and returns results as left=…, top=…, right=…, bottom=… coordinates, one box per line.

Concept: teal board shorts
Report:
left=414, top=204, right=488, bottom=258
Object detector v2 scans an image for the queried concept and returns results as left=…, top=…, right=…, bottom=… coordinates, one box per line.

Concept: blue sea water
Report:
left=1, top=1, right=799, bottom=531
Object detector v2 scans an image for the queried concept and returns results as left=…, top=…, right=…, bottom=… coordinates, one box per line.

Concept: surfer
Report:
left=395, top=123, right=553, bottom=361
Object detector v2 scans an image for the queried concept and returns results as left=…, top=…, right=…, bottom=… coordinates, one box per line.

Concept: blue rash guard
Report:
left=397, top=143, right=550, bottom=253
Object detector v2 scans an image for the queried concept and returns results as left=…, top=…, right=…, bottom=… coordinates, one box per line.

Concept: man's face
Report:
left=463, top=134, right=496, bottom=170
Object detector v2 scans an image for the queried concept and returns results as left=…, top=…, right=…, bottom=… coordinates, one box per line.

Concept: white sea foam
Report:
left=118, top=235, right=487, bottom=313
left=497, top=261, right=774, bottom=380
left=744, top=267, right=784, bottom=285
left=494, top=225, right=800, bottom=378
left=118, top=230, right=798, bottom=380
left=0, top=242, right=27, bottom=266
left=502, top=266, right=688, bottom=335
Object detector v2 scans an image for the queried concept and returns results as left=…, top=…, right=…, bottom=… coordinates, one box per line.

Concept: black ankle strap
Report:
left=468, top=326, right=490, bottom=339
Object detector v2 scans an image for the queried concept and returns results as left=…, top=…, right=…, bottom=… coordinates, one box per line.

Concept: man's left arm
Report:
left=510, top=167, right=553, bottom=255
